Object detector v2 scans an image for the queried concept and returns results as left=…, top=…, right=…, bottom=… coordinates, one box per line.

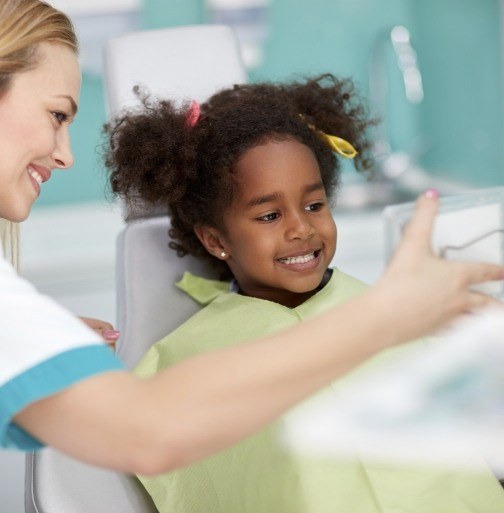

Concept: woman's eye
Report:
left=257, top=212, right=280, bottom=222
left=52, top=111, right=68, bottom=124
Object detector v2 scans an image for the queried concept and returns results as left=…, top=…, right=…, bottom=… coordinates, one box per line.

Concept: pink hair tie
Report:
left=185, top=100, right=201, bottom=128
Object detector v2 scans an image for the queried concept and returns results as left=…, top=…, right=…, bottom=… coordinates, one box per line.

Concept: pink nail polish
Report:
left=425, top=188, right=439, bottom=199
left=103, top=330, right=120, bottom=340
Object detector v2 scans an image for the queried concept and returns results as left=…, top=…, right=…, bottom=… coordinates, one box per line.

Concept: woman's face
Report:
left=0, top=42, right=81, bottom=222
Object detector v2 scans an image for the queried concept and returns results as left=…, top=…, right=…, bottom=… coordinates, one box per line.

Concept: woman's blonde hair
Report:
left=0, top=0, right=78, bottom=265
left=0, top=220, right=19, bottom=266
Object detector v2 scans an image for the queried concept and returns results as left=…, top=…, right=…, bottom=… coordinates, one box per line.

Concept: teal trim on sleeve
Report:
left=0, top=344, right=124, bottom=450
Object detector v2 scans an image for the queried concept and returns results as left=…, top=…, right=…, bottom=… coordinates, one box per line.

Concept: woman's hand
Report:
left=374, top=189, right=504, bottom=344
left=79, top=317, right=120, bottom=350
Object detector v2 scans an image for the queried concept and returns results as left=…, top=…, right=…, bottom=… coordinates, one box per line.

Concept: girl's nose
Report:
left=285, top=213, right=315, bottom=241
left=52, top=128, right=74, bottom=169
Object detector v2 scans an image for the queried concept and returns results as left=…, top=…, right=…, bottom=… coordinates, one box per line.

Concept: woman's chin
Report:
left=1, top=203, right=33, bottom=223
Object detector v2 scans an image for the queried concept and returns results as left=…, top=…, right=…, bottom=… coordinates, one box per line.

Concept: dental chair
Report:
left=25, top=24, right=247, bottom=513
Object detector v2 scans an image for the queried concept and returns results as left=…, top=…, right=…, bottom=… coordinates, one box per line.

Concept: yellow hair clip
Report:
left=303, top=116, right=358, bottom=159
left=317, top=132, right=358, bottom=159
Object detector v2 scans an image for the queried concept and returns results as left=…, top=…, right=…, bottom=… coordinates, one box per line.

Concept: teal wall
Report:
left=412, top=0, right=504, bottom=186
left=36, top=0, right=503, bottom=207
left=37, top=75, right=109, bottom=206
left=142, top=0, right=204, bottom=27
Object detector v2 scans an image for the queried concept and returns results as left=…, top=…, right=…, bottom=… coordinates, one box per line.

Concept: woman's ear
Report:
left=194, top=225, right=229, bottom=260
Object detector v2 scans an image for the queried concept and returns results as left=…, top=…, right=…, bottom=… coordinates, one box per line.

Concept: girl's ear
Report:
left=194, top=225, right=229, bottom=260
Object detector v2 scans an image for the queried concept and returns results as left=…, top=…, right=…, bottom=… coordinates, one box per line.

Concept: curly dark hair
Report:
left=104, top=73, right=375, bottom=279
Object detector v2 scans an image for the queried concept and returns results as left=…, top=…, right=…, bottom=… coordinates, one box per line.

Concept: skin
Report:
left=0, top=42, right=116, bottom=341
left=14, top=193, right=504, bottom=474
left=79, top=317, right=120, bottom=349
left=197, top=138, right=337, bottom=307
left=0, top=42, right=80, bottom=222
left=5, top=43, right=504, bottom=475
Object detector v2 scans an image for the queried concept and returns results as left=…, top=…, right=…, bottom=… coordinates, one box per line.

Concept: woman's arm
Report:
left=14, top=192, right=503, bottom=474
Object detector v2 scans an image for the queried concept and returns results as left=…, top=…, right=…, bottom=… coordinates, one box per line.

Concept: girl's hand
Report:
left=79, top=317, right=120, bottom=350
left=374, top=189, right=504, bottom=344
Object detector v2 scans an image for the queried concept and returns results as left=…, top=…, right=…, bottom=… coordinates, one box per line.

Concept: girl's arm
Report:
left=14, top=192, right=503, bottom=475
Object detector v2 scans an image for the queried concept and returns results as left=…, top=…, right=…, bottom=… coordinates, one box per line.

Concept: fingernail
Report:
left=425, top=188, right=439, bottom=199
left=103, top=330, right=120, bottom=340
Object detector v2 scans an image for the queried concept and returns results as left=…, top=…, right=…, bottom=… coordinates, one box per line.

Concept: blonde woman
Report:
left=1, top=0, right=502, bottom=475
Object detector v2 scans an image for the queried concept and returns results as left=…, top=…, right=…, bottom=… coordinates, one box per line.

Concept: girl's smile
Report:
left=201, top=137, right=337, bottom=308
left=276, top=248, right=322, bottom=269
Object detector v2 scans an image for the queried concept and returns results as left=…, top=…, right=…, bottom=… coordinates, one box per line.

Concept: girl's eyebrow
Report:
left=246, top=181, right=325, bottom=208
left=247, top=192, right=281, bottom=208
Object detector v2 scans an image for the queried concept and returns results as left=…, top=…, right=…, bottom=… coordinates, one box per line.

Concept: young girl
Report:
left=105, top=75, right=504, bottom=512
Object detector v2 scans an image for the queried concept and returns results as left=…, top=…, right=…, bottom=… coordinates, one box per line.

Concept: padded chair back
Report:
left=25, top=24, right=246, bottom=513
left=104, top=24, right=247, bottom=115
left=115, top=216, right=216, bottom=369
left=24, top=451, right=156, bottom=513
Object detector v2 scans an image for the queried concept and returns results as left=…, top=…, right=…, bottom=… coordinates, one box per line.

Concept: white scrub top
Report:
left=0, top=245, right=124, bottom=450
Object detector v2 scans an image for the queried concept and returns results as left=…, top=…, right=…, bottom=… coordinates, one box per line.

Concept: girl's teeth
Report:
left=28, top=168, right=42, bottom=184
left=279, top=252, right=316, bottom=265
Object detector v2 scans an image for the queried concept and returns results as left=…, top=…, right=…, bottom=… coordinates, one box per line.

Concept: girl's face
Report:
left=0, top=42, right=81, bottom=222
left=209, top=138, right=337, bottom=308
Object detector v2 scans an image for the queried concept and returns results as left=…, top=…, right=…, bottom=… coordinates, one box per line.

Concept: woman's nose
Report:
left=52, top=128, right=74, bottom=169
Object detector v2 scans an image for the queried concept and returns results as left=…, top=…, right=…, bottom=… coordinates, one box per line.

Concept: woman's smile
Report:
left=27, top=164, right=51, bottom=195
left=0, top=42, right=80, bottom=221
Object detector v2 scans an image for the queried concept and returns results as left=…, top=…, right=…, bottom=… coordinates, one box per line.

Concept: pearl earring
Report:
left=220, top=251, right=226, bottom=258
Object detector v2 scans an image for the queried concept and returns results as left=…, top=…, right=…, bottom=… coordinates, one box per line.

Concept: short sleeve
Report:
left=0, top=247, right=124, bottom=450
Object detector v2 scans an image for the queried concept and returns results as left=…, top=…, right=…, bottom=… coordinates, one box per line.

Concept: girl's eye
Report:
left=306, top=202, right=324, bottom=212
left=257, top=212, right=280, bottom=222
left=52, top=111, right=68, bottom=124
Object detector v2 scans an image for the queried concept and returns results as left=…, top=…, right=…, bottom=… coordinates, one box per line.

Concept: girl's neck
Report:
left=234, top=269, right=333, bottom=308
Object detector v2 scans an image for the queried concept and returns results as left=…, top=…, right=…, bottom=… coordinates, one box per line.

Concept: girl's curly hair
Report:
left=104, top=73, right=376, bottom=278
